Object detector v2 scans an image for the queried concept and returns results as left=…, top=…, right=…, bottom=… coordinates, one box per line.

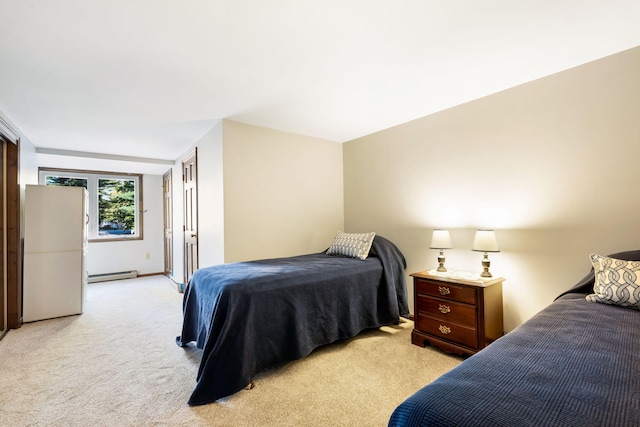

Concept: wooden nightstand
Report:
left=411, top=270, right=504, bottom=357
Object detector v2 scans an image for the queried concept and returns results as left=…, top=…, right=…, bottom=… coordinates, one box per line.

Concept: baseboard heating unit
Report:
left=88, top=270, right=138, bottom=283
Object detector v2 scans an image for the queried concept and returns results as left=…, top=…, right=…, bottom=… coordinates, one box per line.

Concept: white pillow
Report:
left=326, top=231, right=376, bottom=260
left=585, top=253, right=640, bottom=310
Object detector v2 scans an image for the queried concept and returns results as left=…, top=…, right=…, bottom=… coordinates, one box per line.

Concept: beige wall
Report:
left=223, top=120, right=344, bottom=262
left=169, top=120, right=343, bottom=285
left=344, top=46, right=640, bottom=331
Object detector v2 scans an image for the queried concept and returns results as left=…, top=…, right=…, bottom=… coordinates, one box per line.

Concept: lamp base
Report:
left=437, top=251, right=447, bottom=272
left=480, top=253, right=492, bottom=277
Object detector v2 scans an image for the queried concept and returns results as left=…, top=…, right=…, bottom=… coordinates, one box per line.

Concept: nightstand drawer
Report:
left=416, top=295, right=477, bottom=327
left=416, top=316, right=478, bottom=349
left=415, top=279, right=477, bottom=305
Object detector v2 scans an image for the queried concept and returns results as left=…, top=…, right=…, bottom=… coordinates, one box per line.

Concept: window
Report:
left=39, top=168, right=143, bottom=241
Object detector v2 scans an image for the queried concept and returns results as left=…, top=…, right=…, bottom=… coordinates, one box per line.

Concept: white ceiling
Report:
left=1, top=1, right=639, bottom=169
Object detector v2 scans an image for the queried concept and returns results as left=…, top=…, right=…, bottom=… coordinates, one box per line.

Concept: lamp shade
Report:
left=472, top=230, right=500, bottom=252
left=430, top=229, right=452, bottom=249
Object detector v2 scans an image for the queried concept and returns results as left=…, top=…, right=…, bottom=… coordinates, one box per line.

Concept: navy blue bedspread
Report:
left=177, top=235, right=408, bottom=406
left=389, top=249, right=640, bottom=427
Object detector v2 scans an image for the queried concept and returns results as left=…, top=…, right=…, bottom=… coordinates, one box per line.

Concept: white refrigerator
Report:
left=23, top=185, right=88, bottom=322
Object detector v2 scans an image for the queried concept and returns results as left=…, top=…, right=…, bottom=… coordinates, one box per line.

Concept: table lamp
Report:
left=430, top=229, right=453, bottom=272
left=472, top=230, right=499, bottom=277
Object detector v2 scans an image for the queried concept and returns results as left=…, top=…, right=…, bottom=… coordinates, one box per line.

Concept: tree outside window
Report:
left=98, top=179, right=136, bottom=236
left=45, top=176, right=88, bottom=189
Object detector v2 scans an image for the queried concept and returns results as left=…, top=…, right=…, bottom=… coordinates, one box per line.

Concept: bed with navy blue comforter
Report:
left=389, top=250, right=640, bottom=427
left=177, top=235, right=408, bottom=406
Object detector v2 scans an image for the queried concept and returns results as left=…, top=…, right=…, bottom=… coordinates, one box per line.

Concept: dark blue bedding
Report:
left=389, top=250, right=640, bottom=427
left=177, top=235, right=408, bottom=406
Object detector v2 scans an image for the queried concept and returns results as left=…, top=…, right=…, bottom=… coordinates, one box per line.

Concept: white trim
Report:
left=0, top=116, right=19, bottom=144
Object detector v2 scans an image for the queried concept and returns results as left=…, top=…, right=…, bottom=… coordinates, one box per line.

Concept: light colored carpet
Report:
left=0, top=276, right=462, bottom=426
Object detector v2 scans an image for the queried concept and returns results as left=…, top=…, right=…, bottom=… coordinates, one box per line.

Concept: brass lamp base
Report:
left=436, top=250, right=447, bottom=272
left=480, top=252, right=492, bottom=277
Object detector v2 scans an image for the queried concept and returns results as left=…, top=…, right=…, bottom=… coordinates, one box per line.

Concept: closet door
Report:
left=1, top=140, right=5, bottom=337
left=1, top=117, right=21, bottom=334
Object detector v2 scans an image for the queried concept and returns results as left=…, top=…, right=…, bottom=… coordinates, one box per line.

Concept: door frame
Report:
left=162, top=169, right=173, bottom=277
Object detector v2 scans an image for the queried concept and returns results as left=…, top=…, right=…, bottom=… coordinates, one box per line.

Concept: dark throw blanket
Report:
left=177, top=235, right=408, bottom=406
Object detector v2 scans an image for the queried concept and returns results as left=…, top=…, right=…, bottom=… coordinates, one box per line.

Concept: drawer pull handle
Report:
left=438, top=325, right=451, bottom=335
left=438, top=286, right=451, bottom=296
left=438, top=304, right=451, bottom=314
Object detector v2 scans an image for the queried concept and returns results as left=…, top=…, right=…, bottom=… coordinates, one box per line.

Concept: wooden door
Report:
left=0, top=141, right=5, bottom=337
left=162, top=169, right=173, bottom=277
left=0, top=118, right=20, bottom=333
left=182, top=149, right=198, bottom=287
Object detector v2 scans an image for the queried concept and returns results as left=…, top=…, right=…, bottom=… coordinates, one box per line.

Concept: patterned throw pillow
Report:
left=586, top=253, right=640, bottom=310
left=326, top=231, right=376, bottom=260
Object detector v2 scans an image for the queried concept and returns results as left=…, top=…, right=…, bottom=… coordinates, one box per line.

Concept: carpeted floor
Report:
left=0, top=276, right=462, bottom=426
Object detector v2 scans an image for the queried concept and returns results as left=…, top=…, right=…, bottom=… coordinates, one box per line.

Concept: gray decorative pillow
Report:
left=586, top=253, right=640, bottom=310
left=326, top=231, right=376, bottom=260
